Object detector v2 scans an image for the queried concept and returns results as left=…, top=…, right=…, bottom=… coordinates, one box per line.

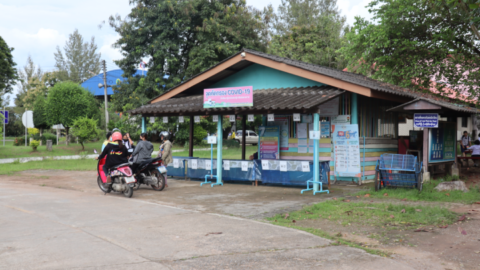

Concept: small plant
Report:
left=79, top=151, right=89, bottom=160
left=13, top=137, right=26, bottom=146
left=28, top=128, right=40, bottom=136
left=12, top=159, right=20, bottom=164
left=30, top=140, right=40, bottom=151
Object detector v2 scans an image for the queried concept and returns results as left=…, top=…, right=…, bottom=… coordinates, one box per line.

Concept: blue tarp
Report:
left=260, top=160, right=330, bottom=186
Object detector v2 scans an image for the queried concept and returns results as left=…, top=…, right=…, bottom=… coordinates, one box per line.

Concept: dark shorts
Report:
left=461, top=145, right=468, bottom=153
left=103, top=166, right=110, bottom=177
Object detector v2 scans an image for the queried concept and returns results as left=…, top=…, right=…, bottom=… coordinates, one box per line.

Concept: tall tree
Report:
left=15, top=56, right=43, bottom=109
left=20, top=71, right=59, bottom=110
left=33, top=95, right=49, bottom=134
left=46, top=82, right=98, bottom=145
left=339, top=0, right=480, bottom=99
left=0, top=36, right=18, bottom=105
left=109, top=0, right=273, bottom=100
left=54, top=29, right=101, bottom=83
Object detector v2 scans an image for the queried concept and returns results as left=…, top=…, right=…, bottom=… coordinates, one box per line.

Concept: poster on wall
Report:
left=332, top=124, right=361, bottom=177
left=203, top=86, right=253, bottom=108
left=267, top=116, right=290, bottom=150
left=318, top=97, right=339, bottom=116
left=321, top=121, right=331, bottom=138
left=429, top=122, right=456, bottom=163
left=258, top=126, right=280, bottom=160
left=331, top=115, right=350, bottom=124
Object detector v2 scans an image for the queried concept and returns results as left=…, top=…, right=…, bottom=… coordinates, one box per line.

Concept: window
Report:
left=250, top=132, right=258, bottom=136
left=236, top=131, right=242, bottom=136
left=462, top=117, right=468, bottom=128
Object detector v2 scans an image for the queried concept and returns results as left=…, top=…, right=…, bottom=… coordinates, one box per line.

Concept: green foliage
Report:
left=46, top=81, right=98, bottom=144
left=30, top=140, right=40, bottom=151
left=54, top=29, right=101, bottom=83
left=27, top=128, right=39, bottom=135
left=0, top=35, right=18, bottom=103
left=223, top=139, right=240, bottom=148
left=71, top=117, right=99, bottom=150
left=33, top=94, right=49, bottom=130
left=37, top=133, right=57, bottom=145
left=13, top=137, right=26, bottom=146
left=339, top=0, right=480, bottom=98
left=109, top=0, right=272, bottom=105
left=108, top=114, right=141, bottom=141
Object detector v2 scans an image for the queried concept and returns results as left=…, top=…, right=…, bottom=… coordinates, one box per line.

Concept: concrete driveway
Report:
left=0, top=181, right=415, bottom=270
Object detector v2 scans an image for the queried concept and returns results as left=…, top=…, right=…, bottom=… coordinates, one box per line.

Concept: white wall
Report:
left=398, top=116, right=472, bottom=139
left=457, top=117, right=472, bottom=139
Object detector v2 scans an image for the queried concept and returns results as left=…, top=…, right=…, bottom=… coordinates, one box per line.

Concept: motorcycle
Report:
left=131, top=157, right=166, bottom=191
left=97, top=157, right=136, bottom=198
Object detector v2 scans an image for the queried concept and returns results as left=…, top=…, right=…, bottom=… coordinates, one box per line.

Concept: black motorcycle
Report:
left=131, top=157, right=166, bottom=191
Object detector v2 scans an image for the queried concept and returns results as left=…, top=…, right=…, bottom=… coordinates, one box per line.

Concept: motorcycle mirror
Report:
left=94, top=149, right=98, bottom=154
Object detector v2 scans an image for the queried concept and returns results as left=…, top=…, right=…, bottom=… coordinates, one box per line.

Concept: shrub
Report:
left=28, top=128, right=39, bottom=136
left=14, top=137, right=26, bottom=146
left=41, top=133, right=57, bottom=144
left=31, top=140, right=40, bottom=151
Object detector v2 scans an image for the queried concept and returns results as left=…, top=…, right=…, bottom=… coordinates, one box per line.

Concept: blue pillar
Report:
left=213, top=116, right=223, bottom=186
left=351, top=93, right=358, bottom=124
left=142, top=117, right=146, bottom=133
left=313, top=113, right=320, bottom=192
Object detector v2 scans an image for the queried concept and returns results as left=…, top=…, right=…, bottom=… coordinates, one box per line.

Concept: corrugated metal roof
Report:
left=387, top=98, right=480, bottom=113
left=131, top=86, right=344, bottom=116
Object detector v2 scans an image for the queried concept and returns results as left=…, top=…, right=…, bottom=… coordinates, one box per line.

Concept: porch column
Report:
left=422, top=128, right=430, bottom=181
left=189, top=116, right=194, bottom=157
left=141, top=117, right=146, bottom=133
left=242, top=115, right=247, bottom=160
left=313, top=112, right=320, bottom=191
left=216, top=116, right=223, bottom=185
left=472, top=114, right=478, bottom=141
left=351, top=93, right=358, bottom=124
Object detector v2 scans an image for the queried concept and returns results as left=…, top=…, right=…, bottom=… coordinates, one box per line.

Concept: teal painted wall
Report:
left=210, top=64, right=324, bottom=90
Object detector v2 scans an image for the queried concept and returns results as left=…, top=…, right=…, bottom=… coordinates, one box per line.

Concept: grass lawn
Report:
left=355, top=178, right=480, bottom=204
left=0, top=159, right=96, bottom=175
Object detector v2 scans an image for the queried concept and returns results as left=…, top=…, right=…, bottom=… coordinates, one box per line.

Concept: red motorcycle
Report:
left=97, top=157, right=136, bottom=198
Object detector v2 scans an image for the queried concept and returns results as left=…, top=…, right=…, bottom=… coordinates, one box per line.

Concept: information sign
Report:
left=241, top=161, right=248, bottom=172
left=258, top=125, right=280, bottom=160
left=163, top=117, right=168, bottom=123
left=206, top=160, right=212, bottom=170
left=191, top=159, right=198, bottom=169
left=194, top=116, right=200, bottom=123
left=212, top=115, right=218, bottom=122
left=150, top=117, right=155, bottom=123
left=332, top=124, right=361, bottom=177
left=0, top=111, right=8, bottom=124
left=267, top=114, right=274, bottom=121
left=248, top=114, right=254, bottom=122
left=203, top=86, right=253, bottom=108
left=429, top=122, right=456, bottom=163
left=229, top=115, right=235, bottom=122
left=179, top=116, right=184, bottom=123
left=224, top=160, right=230, bottom=170
left=301, top=161, right=310, bottom=172
left=267, top=116, right=289, bottom=150
left=414, top=113, right=438, bottom=128
left=173, top=159, right=179, bottom=168
left=261, top=160, right=270, bottom=170
left=293, top=113, right=301, bottom=122
left=321, top=121, right=330, bottom=138
left=207, top=136, right=217, bottom=144
left=279, top=161, right=287, bottom=172
left=309, top=130, right=320, bottom=140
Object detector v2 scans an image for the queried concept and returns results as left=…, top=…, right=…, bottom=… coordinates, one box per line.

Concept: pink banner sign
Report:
left=204, top=86, right=253, bottom=108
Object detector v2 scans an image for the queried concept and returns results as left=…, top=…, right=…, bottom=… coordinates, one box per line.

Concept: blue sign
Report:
left=0, top=111, right=7, bottom=124
left=414, top=113, right=438, bottom=128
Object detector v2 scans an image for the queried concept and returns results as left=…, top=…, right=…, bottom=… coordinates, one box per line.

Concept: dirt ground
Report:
left=1, top=169, right=479, bottom=270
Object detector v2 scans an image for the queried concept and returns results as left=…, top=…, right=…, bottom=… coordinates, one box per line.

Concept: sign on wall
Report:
left=332, top=124, right=361, bottom=177
left=429, top=122, right=456, bottom=163
left=203, top=86, right=253, bottom=108
left=414, top=113, right=439, bottom=128
left=258, top=125, right=280, bottom=160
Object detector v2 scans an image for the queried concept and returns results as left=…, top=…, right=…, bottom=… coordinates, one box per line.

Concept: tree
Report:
left=270, top=15, right=347, bottom=68
left=71, top=117, right=99, bottom=150
left=46, top=82, right=97, bottom=145
left=33, top=95, right=49, bottom=134
left=0, top=36, right=18, bottom=105
left=20, top=71, right=60, bottom=110
left=109, top=0, right=273, bottom=99
left=111, top=76, right=151, bottom=113
left=54, top=29, right=101, bottom=83
left=339, top=0, right=480, bottom=99
left=15, top=56, right=43, bottom=110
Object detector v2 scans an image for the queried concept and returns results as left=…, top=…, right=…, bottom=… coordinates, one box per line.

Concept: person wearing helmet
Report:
left=96, top=132, right=129, bottom=186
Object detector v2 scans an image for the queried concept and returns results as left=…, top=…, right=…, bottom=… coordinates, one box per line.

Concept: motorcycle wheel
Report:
left=151, top=170, right=165, bottom=191
left=97, top=176, right=111, bottom=193
left=123, top=184, right=133, bottom=198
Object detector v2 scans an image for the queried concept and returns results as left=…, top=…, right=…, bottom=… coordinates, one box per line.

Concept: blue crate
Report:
left=379, top=154, right=417, bottom=172
left=376, top=154, right=423, bottom=190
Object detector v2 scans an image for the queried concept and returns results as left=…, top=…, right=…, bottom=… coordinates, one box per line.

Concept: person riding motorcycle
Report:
left=131, top=133, right=153, bottom=171
left=96, top=132, right=129, bottom=186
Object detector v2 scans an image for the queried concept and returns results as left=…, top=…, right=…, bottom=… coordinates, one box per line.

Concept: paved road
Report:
left=0, top=182, right=415, bottom=270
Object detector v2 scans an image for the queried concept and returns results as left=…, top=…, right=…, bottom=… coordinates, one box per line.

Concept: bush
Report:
left=31, top=140, right=40, bottom=151
left=41, top=133, right=57, bottom=144
left=14, top=137, right=26, bottom=146
left=28, top=128, right=39, bottom=136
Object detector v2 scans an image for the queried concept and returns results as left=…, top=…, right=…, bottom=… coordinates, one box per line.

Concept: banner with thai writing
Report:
left=203, top=86, right=253, bottom=108
left=332, top=124, right=361, bottom=177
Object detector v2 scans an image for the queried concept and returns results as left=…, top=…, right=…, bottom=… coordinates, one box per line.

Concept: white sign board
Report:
left=224, top=160, right=230, bottom=170
left=414, top=113, right=439, bottom=128
left=194, top=116, right=200, bottom=123
left=293, top=113, right=301, bottom=122
left=213, top=115, right=218, bottom=122
left=173, top=159, right=179, bottom=168
left=261, top=160, right=270, bottom=170
left=241, top=161, right=248, bottom=172
left=179, top=116, right=184, bottom=123
left=229, top=115, right=235, bottom=122
left=331, top=115, right=350, bottom=124
left=248, top=114, right=254, bottom=122
left=309, top=130, right=320, bottom=140
left=191, top=159, right=198, bottom=169
left=205, top=160, right=212, bottom=170
left=22, top=111, right=34, bottom=128
left=279, top=161, right=287, bottom=172
left=301, top=161, right=310, bottom=172
left=207, top=136, right=217, bottom=144
left=332, top=124, right=361, bottom=177
left=163, top=117, right=168, bottom=123
left=267, top=114, right=274, bottom=121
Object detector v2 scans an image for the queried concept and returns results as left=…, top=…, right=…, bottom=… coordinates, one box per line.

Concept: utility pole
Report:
left=102, top=60, right=109, bottom=131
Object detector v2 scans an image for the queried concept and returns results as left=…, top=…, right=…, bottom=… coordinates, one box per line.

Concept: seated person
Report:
left=249, top=152, right=258, bottom=160
left=131, top=133, right=153, bottom=171
left=97, top=132, right=129, bottom=186
left=468, top=140, right=480, bottom=167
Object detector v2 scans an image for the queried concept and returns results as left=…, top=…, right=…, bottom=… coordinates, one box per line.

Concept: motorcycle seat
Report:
left=111, top=163, right=131, bottom=170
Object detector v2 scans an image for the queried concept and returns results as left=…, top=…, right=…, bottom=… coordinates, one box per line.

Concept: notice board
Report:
left=258, top=126, right=280, bottom=160
left=332, top=124, right=361, bottom=177
left=428, top=122, right=456, bottom=163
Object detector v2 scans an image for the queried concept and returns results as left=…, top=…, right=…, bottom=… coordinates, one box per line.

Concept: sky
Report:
left=0, top=0, right=373, bottom=105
